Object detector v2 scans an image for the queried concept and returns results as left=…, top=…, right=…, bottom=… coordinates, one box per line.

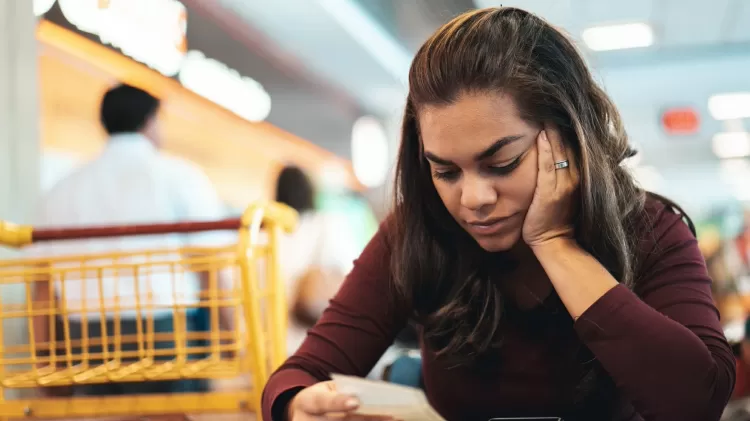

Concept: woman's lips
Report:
left=465, top=214, right=516, bottom=236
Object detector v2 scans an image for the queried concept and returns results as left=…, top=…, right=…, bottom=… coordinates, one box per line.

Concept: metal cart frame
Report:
left=0, top=202, right=297, bottom=420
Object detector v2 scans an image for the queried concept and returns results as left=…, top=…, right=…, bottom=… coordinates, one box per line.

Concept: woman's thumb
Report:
left=298, top=388, right=360, bottom=415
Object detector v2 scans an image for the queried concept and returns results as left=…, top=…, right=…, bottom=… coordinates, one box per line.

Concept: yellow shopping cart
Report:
left=0, top=202, right=297, bottom=421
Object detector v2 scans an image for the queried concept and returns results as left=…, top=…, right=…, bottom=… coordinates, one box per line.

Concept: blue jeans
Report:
left=49, top=311, right=210, bottom=395
left=385, top=354, right=423, bottom=388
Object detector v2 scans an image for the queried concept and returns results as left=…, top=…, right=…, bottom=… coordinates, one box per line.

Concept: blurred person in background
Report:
left=728, top=316, right=750, bottom=421
left=274, top=165, right=352, bottom=355
left=30, top=83, right=234, bottom=396
left=732, top=317, right=750, bottom=401
left=730, top=210, right=750, bottom=294
left=728, top=213, right=750, bottom=412
left=262, top=7, right=734, bottom=421
left=715, top=210, right=750, bottom=344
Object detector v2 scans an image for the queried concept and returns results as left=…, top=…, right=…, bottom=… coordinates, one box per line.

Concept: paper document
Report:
left=331, top=374, right=446, bottom=421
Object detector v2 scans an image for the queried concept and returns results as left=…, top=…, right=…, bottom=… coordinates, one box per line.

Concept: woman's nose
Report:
left=460, top=174, right=497, bottom=211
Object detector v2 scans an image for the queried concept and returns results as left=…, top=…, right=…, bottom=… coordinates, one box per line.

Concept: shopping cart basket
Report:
left=0, top=201, right=297, bottom=420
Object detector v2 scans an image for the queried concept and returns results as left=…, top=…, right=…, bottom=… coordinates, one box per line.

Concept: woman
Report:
left=262, top=8, right=735, bottom=421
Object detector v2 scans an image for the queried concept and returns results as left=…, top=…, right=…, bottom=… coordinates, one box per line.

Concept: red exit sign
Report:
left=661, top=107, right=700, bottom=135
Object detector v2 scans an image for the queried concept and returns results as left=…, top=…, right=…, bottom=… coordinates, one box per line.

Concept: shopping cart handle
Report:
left=241, top=202, right=298, bottom=234
left=0, top=201, right=298, bottom=248
left=0, top=221, right=33, bottom=248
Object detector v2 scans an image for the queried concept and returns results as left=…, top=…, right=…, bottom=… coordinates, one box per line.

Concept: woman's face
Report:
left=419, top=92, right=540, bottom=252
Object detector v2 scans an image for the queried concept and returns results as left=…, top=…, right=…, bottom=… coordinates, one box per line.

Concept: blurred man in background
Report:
left=30, top=84, right=233, bottom=396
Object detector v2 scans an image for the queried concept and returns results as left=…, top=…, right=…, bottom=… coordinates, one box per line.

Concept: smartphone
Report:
left=489, top=418, right=563, bottom=421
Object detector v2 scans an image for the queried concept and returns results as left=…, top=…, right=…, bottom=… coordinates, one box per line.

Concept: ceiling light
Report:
left=708, top=93, right=750, bottom=120
left=582, top=23, right=654, bottom=51
left=59, top=0, right=188, bottom=77
left=351, top=116, right=390, bottom=188
left=179, top=50, right=272, bottom=122
left=712, top=132, right=750, bottom=159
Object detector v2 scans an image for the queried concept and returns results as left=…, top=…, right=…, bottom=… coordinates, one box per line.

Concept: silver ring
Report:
left=554, top=160, right=570, bottom=170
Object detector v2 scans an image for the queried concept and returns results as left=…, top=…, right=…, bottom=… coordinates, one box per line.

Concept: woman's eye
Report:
left=433, top=169, right=460, bottom=181
left=432, top=155, right=522, bottom=181
left=488, top=155, right=522, bottom=175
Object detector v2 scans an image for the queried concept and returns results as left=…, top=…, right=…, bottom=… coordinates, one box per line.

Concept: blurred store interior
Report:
left=2, top=0, right=750, bottom=411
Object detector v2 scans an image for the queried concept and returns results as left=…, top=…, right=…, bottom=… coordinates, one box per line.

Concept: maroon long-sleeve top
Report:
left=262, top=199, right=735, bottom=421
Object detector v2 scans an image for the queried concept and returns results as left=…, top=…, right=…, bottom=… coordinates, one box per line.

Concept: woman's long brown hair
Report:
left=390, top=7, right=683, bottom=365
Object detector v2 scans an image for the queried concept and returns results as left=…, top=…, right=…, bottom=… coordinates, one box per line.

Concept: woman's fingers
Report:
left=303, top=411, right=398, bottom=420
left=544, top=123, right=580, bottom=192
left=544, top=124, right=568, bottom=194
left=542, top=123, right=581, bottom=196
left=536, top=129, right=557, bottom=195
left=338, top=415, right=399, bottom=421
left=544, top=123, right=568, bottom=165
left=292, top=382, right=400, bottom=421
left=298, top=390, right=359, bottom=415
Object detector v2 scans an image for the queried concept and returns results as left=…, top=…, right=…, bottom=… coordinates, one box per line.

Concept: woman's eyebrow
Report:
left=474, top=135, right=524, bottom=161
left=423, top=134, right=525, bottom=165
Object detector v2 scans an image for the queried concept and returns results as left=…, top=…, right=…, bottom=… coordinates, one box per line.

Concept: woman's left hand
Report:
left=522, top=123, right=580, bottom=248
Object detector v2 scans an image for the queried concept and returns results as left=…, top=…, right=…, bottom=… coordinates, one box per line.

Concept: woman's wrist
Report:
left=528, top=236, right=578, bottom=258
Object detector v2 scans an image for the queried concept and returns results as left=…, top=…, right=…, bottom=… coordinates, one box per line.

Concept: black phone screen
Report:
left=488, top=418, right=563, bottom=421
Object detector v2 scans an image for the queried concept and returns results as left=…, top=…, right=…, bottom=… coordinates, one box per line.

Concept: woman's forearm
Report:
left=531, top=237, right=733, bottom=420
left=530, top=238, right=618, bottom=319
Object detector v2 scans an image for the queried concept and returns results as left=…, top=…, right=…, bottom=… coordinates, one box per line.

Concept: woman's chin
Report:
left=474, top=231, right=522, bottom=253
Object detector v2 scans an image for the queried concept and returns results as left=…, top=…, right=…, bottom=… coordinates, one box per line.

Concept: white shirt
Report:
left=29, top=134, right=231, bottom=320
left=279, top=211, right=353, bottom=291
left=280, top=210, right=362, bottom=355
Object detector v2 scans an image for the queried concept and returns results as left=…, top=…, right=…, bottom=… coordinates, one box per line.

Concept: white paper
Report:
left=331, top=374, right=446, bottom=421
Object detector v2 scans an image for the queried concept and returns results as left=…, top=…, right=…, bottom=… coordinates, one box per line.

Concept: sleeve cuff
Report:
left=573, top=284, right=634, bottom=340
left=262, top=369, right=318, bottom=421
